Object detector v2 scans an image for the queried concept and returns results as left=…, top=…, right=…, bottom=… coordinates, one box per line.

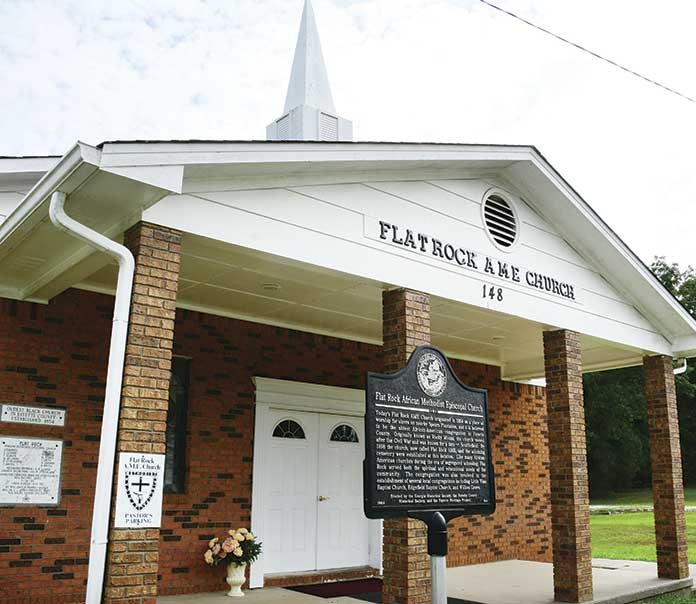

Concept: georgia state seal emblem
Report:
left=417, top=352, right=447, bottom=397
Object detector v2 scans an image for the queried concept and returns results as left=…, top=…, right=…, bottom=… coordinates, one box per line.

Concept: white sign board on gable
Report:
left=0, top=437, right=63, bottom=505
left=1, top=404, right=66, bottom=427
left=363, top=216, right=579, bottom=303
left=114, top=453, right=165, bottom=528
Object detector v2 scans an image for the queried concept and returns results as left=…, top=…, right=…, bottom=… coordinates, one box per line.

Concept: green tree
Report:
left=651, top=257, right=696, bottom=316
left=651, top=257, right=696, bottom=484
left=584, top=366, right=647, bottom=496
left=584, top=257, right=696, bottom=494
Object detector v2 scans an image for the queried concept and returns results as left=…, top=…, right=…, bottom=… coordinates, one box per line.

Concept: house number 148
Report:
left=483, top=285, right=503, bottom=301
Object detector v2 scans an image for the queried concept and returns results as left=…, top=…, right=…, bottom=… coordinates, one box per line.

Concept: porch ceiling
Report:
left=75, top=233, right=645, bottom=381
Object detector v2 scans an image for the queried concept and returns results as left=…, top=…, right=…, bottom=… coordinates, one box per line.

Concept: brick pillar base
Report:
left=103, top=222, right=182, bottom=603
left=543, top=329, right=593, bottom=603
left=381, top=289, right=431, bottom=604
left=644, top=355, right=689, bottom=579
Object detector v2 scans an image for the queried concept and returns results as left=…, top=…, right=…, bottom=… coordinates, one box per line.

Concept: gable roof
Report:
left=1, top=139, right=694, bottom=361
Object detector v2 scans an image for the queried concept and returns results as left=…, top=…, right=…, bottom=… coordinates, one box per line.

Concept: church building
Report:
left=0, top=1, right=694, bottom=603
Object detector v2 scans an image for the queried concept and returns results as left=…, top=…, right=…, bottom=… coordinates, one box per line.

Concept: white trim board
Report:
left=254, top=377, right=365, bottom=415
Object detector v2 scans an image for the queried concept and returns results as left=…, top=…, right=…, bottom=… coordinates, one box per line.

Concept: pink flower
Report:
left=212, top=544, right=221, bottom=555
left=222, top=538, right=235, bottom=553
left=219, top=550, right=228, bottom=559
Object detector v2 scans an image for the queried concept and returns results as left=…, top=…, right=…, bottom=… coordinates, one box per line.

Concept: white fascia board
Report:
left=0, top=142, right=100, bottom=247
left=513, top=152, right=696, bottom=342
left=502, top=355, right=645, bottom=382
left=102, top=165, right=184, bottom=194
left=98, top=141, right=534, bottom=168
left=0, top=156, right=60, bottom=176
left=0, top=285, right=23, bottom=300
left=672, top=336, right=696, bottom=359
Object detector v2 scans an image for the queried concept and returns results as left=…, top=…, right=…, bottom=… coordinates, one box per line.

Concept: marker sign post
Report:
left=364, top=346, right=495, bottom=604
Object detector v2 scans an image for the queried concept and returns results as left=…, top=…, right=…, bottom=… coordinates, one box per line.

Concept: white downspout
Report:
left=49, top=191, right=135, bottom=604
left=674, top=357, right=688, bottom=376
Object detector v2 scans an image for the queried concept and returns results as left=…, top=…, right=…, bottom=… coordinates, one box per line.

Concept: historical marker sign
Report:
left=1, top=404, right=66, bottom=427
left=114, top=452, right=165, bottom=528
left=0, top=437, right=63, bottom=505
left=364, top=346, right=495, bottom=520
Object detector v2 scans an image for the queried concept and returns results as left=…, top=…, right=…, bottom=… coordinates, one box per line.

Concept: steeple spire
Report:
left=267, top=0, right=353, bottom=142
left=284, top=0, right=336, bottom=114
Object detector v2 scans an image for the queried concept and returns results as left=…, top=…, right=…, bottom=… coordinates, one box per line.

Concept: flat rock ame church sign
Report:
left=366, top=217, right=577, bottom=302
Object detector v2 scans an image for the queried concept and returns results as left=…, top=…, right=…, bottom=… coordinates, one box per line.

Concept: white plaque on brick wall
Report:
left=0, top=437, right=63, bottom=505
left=114, top=452, right=165, bottom=528
left=1, top=404, right=66, bottom=427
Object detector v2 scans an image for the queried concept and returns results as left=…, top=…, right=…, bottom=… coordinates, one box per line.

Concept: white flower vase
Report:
left=226, top=562, right=247, bottom=597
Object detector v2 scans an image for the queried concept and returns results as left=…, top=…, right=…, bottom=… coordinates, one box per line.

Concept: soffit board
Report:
left=75, top=232, right=650, bottom=380
left=0, top=168, right=175, bottom=301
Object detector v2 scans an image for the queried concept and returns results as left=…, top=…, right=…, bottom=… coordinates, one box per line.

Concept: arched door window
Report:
left=273, top=419, right=306, bottom=439
left=329, top=424, right=359, bottom=443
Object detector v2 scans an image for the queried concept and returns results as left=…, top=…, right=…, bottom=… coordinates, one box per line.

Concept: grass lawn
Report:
left=591, top=488, right=696, bottom=507
left=641, top=594, right=695, bottom=604
left=591, top=511, right=696, bottom=563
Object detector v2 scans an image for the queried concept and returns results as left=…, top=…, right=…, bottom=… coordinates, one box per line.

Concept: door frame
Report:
left=250, top=377, right=383, bottom=589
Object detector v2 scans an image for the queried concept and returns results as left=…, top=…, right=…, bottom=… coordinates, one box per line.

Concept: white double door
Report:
left=262, top=409, right=369, bottom=574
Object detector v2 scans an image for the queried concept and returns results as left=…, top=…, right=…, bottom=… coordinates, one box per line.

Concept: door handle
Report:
left=318, top=495, right=330, bottom=502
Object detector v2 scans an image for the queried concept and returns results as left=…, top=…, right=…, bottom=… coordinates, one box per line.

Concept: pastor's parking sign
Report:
left=114, top=453, right=165, bottom=528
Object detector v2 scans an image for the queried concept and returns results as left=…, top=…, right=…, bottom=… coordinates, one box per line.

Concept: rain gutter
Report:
left=49, top=191, right=135, bottom=604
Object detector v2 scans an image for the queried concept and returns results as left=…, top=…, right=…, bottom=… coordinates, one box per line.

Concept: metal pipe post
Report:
left=431, top=554, right=447, bottom=604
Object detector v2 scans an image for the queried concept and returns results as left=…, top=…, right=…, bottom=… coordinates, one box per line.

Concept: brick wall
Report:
left=0, top=292, right=113, bottom=604
left=0, top=288, right=550, bottom=601
left=447, top=360, right=550, bottom=565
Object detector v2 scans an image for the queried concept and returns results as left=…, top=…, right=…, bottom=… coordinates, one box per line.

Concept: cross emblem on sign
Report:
left=133, top=477, right=150, bottom=492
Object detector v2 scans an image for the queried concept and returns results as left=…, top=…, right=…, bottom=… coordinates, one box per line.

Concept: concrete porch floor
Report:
left=158, top=559, right=694, bottom=604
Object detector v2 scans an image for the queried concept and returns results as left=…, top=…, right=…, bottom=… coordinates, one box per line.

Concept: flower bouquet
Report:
left=204, top=528, right=262, bottom=597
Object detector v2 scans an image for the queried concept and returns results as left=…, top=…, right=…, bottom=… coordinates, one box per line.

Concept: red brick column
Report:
left=381, top=288, right=431, bottom=604
left=643, top=355, right=689, bottom=579
left=542, top=329, right=593, bottom=603
left=103, top=222, right=182, bottom=603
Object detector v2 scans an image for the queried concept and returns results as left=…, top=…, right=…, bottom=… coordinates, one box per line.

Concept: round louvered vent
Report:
left=483, top=194, right=518, bottom=249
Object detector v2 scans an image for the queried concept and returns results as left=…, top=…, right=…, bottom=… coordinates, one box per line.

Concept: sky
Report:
left=1, top=0, right=695, bottom=268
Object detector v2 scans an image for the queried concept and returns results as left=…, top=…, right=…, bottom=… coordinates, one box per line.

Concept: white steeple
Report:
left=284, top=0, right=336, bottom=114
left=267, top=0, right=353, bottom=142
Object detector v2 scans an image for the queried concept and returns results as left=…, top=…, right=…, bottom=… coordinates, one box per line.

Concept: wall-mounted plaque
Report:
left=364, top=346, right=495, bottom=520
left=0, top=437, right=63, bottom=505
left=1, top=404, right=66, bottom=427
left=114, top=452, right=165, bottom=528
